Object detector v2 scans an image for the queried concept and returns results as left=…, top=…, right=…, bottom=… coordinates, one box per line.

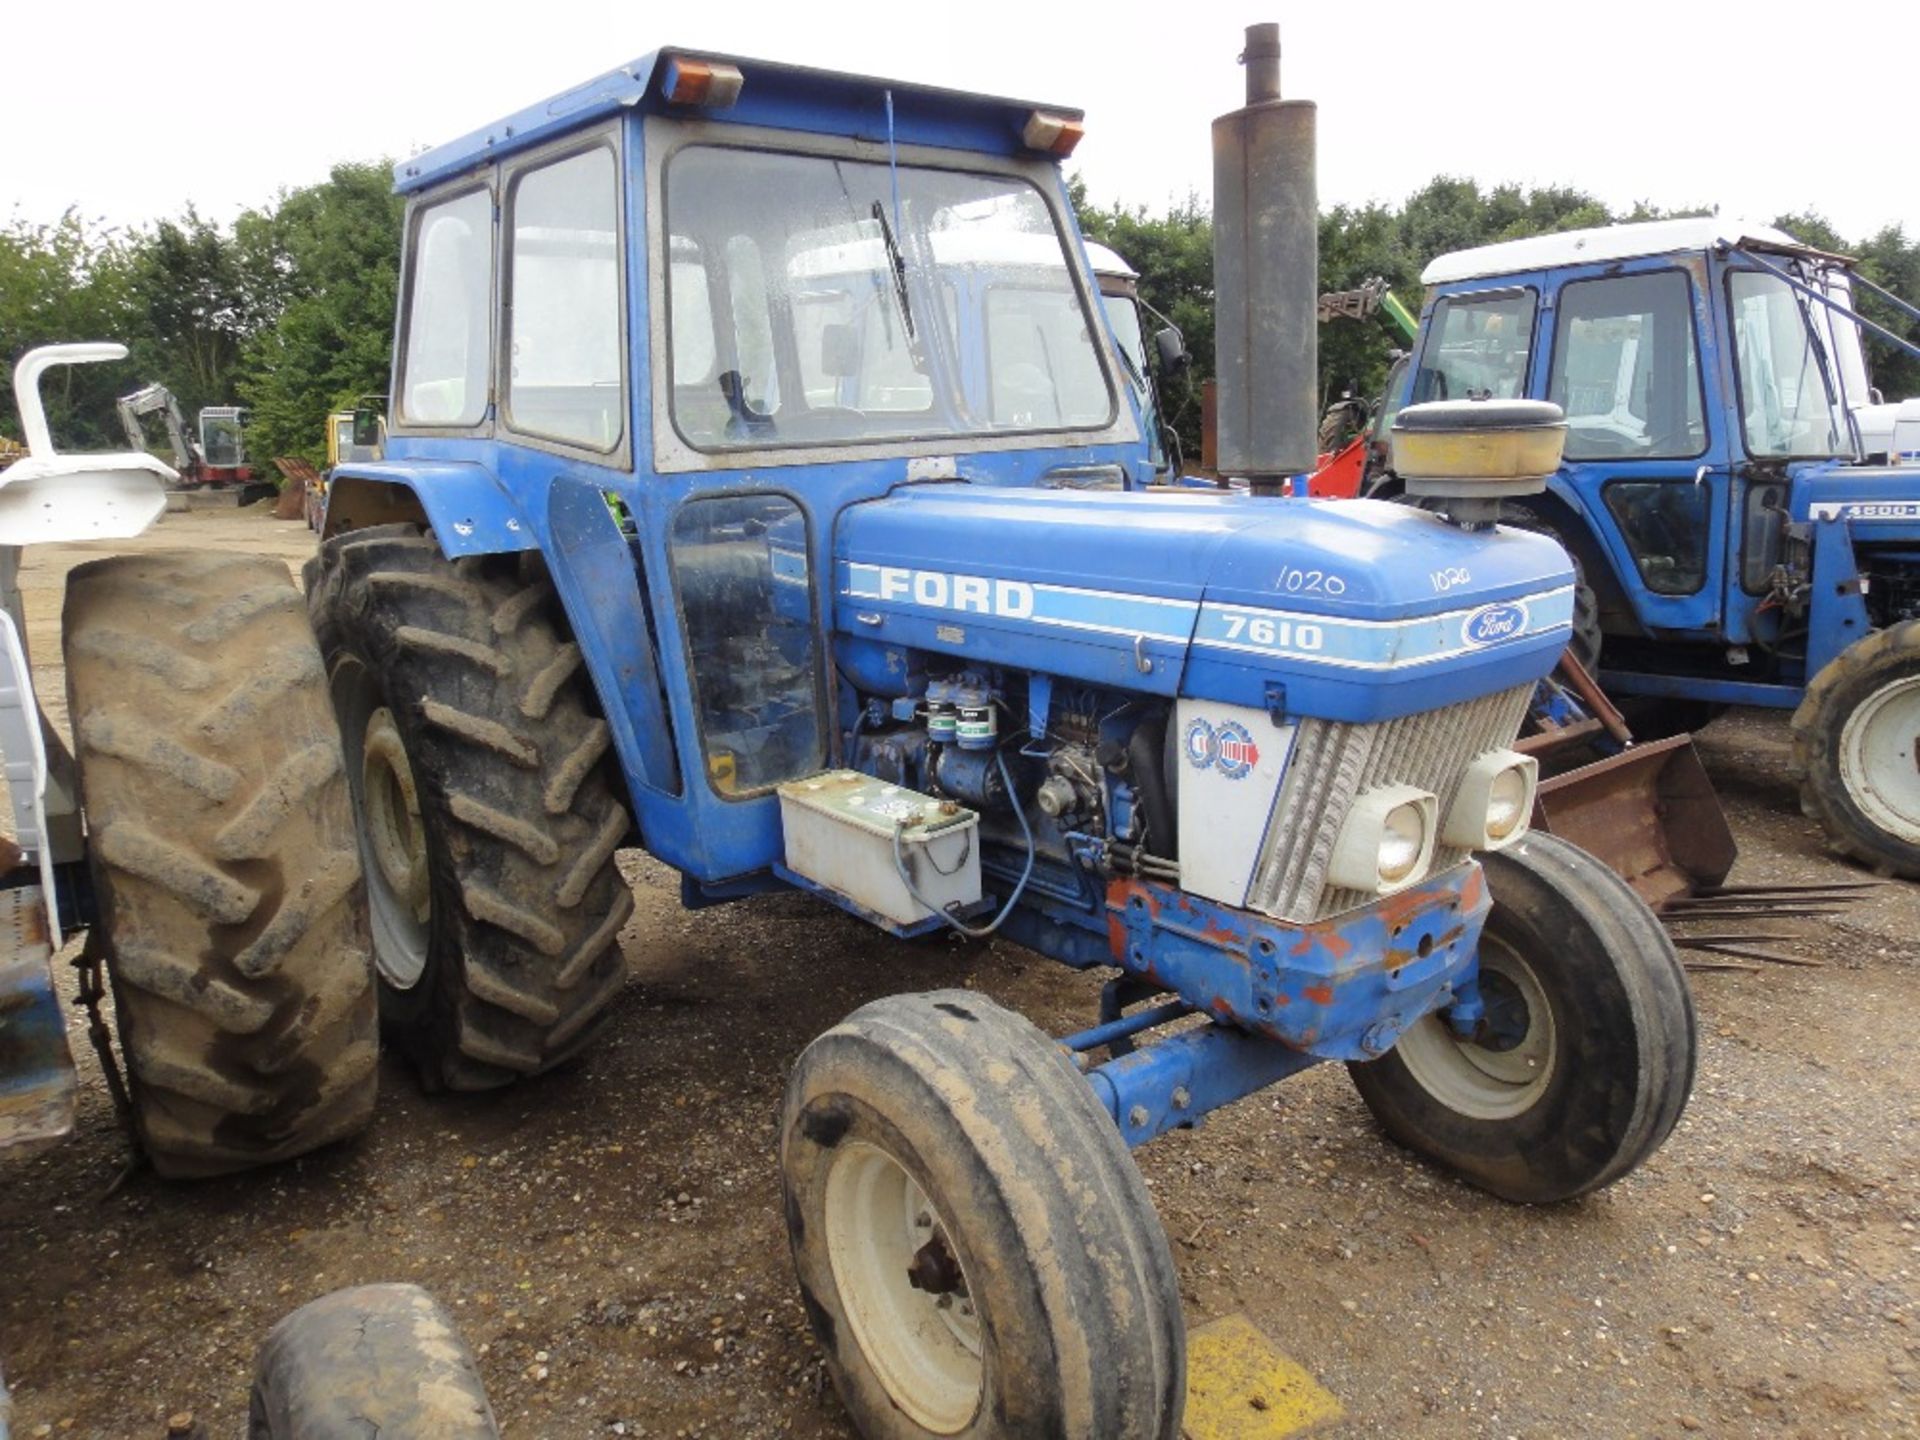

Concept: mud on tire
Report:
left=783, top=990, right=1186, bottom=1439
left=306, top=525, right=633, bottom=1090
left=63, top=550, right=377, bottom=1178
left=1349, top=833, right=1695, bottom=1203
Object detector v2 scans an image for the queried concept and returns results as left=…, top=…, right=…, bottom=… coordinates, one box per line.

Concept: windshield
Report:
left=1413, top=290, right=1536, bottom=404
left=1098, top=288, right=1164, bottom=468
left=1728, top=269, right=1845, bottom=458
left=663, top=146, right=1113, bottom=452
left=1100, top=291, right=1149, bottom=402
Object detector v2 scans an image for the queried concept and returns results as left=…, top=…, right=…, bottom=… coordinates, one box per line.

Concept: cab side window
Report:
left=401, top=188, right=493, bottom=427
left=505, top=145, right=625, bottom=450
left=1413, top=290, right=1535, bottom=404
left=1549, top=271, right=1705, bottom=460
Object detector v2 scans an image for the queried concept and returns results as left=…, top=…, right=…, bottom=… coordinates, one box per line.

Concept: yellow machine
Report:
left=306, top=401, right=386, bottom=528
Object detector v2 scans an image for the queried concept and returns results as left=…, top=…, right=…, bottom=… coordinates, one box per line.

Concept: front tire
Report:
left=1348, top=833, right=1695, bottom=1203
left=63, top=551, right=377, bottom=1177
left=782, top=991, right=1184, bottom=1439
left=1790, top=622, right=1920, bottom=877
left=306, top=525, right=633, bottom=1090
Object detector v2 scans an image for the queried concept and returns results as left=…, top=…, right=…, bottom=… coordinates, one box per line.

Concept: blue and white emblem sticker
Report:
left=1182, top=716, right=1215, bottom=771
left=1461, top=600, right=1530, bottom=648
left=1182, top=717, right=1261, bottom=780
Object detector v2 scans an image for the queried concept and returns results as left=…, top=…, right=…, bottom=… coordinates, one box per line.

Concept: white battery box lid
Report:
left=777, top=771, right=977, bottom=843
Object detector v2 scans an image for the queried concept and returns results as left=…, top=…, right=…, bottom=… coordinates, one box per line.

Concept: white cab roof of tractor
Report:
left=1421, top=217, right=1808, bottom=284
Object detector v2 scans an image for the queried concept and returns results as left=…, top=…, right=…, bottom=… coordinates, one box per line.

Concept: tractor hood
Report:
left=1791, top=462, right=1920, bottom=539
left=833, top=486, right=1573, bottom=723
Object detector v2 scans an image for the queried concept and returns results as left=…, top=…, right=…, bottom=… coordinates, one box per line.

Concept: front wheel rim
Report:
left=1396, top=936, right=1556, bottom=1121
left=1838, top=674, right=1920, bottom=843
left=822, top=1140, right=983, bottom=1434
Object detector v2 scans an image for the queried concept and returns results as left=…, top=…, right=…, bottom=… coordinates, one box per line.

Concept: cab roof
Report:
left=1420, top=216, right=1821, bottom=285
left=394, top=47, right=1083, bottom=196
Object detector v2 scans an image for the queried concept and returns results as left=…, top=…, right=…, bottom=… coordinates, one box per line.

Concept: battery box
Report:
left=777, top=771, right=981, bottom=928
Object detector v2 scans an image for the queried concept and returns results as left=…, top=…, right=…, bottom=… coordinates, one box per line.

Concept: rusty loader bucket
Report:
left=1516, top=655, right=1737, bottom=911
left=1528, top=734, right=1737, bottom=910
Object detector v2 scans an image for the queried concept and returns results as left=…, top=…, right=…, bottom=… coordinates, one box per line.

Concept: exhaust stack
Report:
left=1212, top=22, right=1317, bottom=495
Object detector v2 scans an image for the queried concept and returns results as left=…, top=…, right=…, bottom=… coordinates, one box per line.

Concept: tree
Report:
left=124, top=209, right=254, bottom=419
left=1851, top=225, right=1920, bottom=403
left=236, top=161, right=405, bottom=465
left=1076, top=186, right=1216, bottom=450
left=0, top=211, right=138, bottom=450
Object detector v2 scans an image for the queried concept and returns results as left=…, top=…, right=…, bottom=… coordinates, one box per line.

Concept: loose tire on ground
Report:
left=306, top=525, right=633, bottom=1090
left=782, top=989, right=1185, bottom=1440
left=63, top=550, right=376, bottom=1178
left=249, top=1283, right=498, bottom=1438
left=1348, top=833, right=1695, bottom=1203
left=1789, top=621, right=1920, bottom=878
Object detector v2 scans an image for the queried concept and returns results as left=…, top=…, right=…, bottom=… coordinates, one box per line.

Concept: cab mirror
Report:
left=1154, top=326, right=1188, bottom=372
left=351, top=407, right=383, bottom=450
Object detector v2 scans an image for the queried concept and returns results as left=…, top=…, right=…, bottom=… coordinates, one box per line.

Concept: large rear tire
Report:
left=1790, top=622, right=1920, bottom=878
left=306, top=525, right=633, bottom=1090
left=1348, top=833, right=1695, bottom=1203
left=249, top=1283, right=498, bottom=1438
left=63, top=550, right=376, bottom=1177
left=782, top=990, right=1185, bottom=1440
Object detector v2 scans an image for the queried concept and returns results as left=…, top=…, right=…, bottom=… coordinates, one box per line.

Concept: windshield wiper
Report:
left=870, top=200, right=916, bottom=342
left=1112, top=337, right=1148, bottom=398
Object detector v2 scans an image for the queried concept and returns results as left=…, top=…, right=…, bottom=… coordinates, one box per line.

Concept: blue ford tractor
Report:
left=1381, top=219, right=1920, bottom=877
left=312, top=29, right=1694, bottom=1437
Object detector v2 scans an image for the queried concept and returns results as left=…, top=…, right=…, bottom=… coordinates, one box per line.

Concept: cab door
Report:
left=1534, top=260, right=1732, bottom=636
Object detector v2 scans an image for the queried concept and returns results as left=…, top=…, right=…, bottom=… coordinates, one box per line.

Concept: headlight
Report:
left=1443, top=749, right=1539, bottom=851
left=1329, top=784, right=1438, bottom=895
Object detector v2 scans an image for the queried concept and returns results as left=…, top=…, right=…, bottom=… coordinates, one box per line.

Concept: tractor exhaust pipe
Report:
left=1212, top=22, right=1317, bottom=495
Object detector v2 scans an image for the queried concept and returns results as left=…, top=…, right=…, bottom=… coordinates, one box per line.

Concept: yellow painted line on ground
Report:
left=1184, top=1313, right=1345, bottom=1439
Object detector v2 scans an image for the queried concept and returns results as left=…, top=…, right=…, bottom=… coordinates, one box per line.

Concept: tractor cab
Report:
left=1397, top=217, right=1920, bottom=875
left=326, top=50, right=1163, bottom=883
left=1396, top=219, right=1920, bottom=672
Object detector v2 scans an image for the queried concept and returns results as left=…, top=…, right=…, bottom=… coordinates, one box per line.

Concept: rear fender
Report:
left=323, top=463, right=693, bottom=862
left=321, top=462, right=537, bottom=558
left=4, top=343, right=173, bottom=545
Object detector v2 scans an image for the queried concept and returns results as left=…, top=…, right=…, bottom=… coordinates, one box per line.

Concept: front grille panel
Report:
left=1247, top=684, right=1533, bottom=921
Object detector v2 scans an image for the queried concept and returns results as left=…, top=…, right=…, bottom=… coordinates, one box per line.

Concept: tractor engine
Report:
left=829, top=483, right=1573, bottom=930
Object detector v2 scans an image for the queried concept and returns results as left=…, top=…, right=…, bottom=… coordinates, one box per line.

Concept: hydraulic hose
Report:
left=891, top=748, right=1035, bottom=939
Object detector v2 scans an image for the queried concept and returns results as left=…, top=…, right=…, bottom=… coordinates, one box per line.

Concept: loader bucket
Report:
left=1528, top=733, right=1737, bottom=911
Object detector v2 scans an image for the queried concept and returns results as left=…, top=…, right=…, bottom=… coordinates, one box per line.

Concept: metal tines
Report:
left=1660, top=880, right=1884, bottom=970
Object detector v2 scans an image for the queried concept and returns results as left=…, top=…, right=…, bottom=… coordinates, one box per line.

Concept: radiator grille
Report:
left=1247, top=685, right=1533, bottom=922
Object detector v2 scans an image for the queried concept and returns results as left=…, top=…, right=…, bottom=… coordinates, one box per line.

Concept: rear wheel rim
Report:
left=335, top=661, right=432, bottom=991
left=823, top=1140, right=982, bottom=1434
left=1396, top=936, right=1556, bottom=1121
left=1839, top=674, right=1920, bottom=843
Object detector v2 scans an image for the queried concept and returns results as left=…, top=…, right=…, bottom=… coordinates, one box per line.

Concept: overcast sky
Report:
left=11, top=0, right=1914, bottom=246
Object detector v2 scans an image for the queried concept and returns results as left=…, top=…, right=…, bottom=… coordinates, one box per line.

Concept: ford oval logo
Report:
left=1462, top=601, right=1530, bottom=648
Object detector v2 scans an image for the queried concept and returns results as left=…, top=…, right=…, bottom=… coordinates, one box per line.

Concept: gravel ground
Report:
left=1, top=508, right=1915, bottom=1438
